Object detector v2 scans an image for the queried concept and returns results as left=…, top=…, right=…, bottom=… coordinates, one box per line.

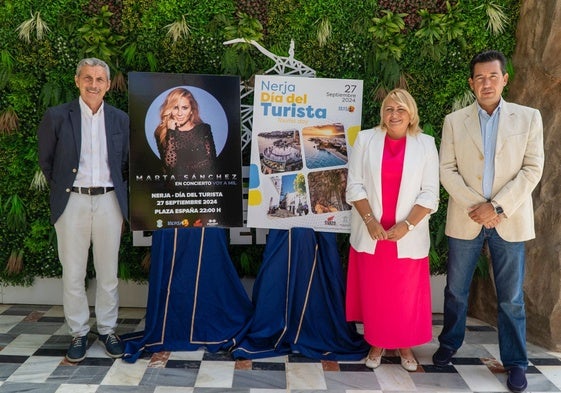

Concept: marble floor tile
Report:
left=154, top=387, right=194, bottom=393
left=101, top=358, right=149, bottom=385
left=42, top=306, right=65, bottom=318
left=481, top=343, right=502, bottom=362
left=538, top=365, right=561, bottom=390
left=47, top=364, right=111, bottom=385
left=454, top=365, right=507, bottom=392
left=324, top=370, right=380, bottom=390
left=0, top=333, right=50, bottom=356
left=86, top=338, right=113, bottom=358
left=6, top=355, right=61, bottom=383
left=252, top=355, right=288, bottom=364
left=195, top=361, right=235, bottom=388
left=168, top=349, right=205, bottom=361
left=374, top=364, right=416, bottom=391
left=140, top=366, right=198, bottom=387
left=54, top=383, right=99, bottom=393
left=0, top=381, right=59, bottom=393
left=409, top=372, right=471, bottom=391
left=232, top=369, right=286, bottom=389
left=0, top=315, right=26, bottom=334
left=524, top=371, right=561, bottom=392
left=286, top=362, right=326, bottom=390
left=346, top=390, right=382, bottom=393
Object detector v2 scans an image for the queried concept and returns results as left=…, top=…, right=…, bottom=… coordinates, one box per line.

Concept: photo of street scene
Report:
left=257, top=129, right=303, bottom=174
left=266, top=173, right=309, bottom=218
left=307, top=168, right=350, bottom=214
left=302, top=123, right=347, bottom=169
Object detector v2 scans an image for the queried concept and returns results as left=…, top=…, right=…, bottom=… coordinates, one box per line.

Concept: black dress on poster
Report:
left=128, top=72, right=243, bottom=230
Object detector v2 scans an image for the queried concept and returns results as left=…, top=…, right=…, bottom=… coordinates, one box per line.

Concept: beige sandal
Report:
left=398, top=349, right=418, bottom=372
left=365, top=347, right=384, bottom=369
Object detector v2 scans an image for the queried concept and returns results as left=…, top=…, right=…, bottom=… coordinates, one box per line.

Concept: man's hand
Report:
left=468, top=202, right=502, bottom=228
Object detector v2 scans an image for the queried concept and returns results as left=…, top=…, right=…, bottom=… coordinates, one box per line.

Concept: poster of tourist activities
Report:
left=246, top=75, right=363, bottom=233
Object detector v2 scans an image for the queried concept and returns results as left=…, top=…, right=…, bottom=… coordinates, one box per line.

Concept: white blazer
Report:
left=346, top=128, right=439, bottom=258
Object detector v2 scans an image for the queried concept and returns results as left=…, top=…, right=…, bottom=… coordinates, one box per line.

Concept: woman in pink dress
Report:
left=345, top=89, right=439, bottom=371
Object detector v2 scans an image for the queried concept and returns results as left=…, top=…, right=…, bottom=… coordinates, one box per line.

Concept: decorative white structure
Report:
left=223, top=39, right=316, bottom=152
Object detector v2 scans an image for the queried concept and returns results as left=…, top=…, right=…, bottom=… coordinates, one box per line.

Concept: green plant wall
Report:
left=0, top=0, right=519, bottom=284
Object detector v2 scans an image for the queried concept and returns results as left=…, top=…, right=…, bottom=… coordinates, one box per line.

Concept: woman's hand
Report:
left=366, top=220, right=388, bottom=240
left=386, top=221, right=409, bottom=242
left=167, top=117, right=179, bottom=130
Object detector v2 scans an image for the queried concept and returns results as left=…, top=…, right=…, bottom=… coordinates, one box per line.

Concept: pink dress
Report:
left=345, top=135, right=432, bottom=348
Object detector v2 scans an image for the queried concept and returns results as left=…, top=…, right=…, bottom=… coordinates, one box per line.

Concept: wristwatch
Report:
left=491, top=200, right=504, bottom=215
left=404, top=219, right=415, bottom=231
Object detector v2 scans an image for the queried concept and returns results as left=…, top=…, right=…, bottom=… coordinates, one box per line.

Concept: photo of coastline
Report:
left=307, top=168, right=350, bottom=214
left=302, top=123, right=347, bottom=169
left=257, top=129, right=303, bottom=174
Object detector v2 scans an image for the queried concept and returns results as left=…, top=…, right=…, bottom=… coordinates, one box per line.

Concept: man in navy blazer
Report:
left=38, top=58, right=129, bottom=363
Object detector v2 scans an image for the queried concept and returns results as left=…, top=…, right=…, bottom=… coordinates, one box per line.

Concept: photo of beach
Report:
left=302, top=123, right=347, bottom=169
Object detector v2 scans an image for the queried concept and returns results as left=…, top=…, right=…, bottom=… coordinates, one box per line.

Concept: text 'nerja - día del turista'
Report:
left=259, top=80, right=327, bottom=119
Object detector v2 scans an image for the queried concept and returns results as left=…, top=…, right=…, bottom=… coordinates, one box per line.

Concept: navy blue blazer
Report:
left=38, top=99, right=129, bottom=224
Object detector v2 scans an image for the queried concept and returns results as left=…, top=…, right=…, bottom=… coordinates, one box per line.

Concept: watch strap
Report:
left=404, top=219, right=414, bottom=231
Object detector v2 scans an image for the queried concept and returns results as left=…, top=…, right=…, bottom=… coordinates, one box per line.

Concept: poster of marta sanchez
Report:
left=128, top=72, right=243, bottom=231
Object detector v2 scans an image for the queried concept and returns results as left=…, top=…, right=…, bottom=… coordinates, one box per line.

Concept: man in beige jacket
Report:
left=432, top=50, right=544, bottom=393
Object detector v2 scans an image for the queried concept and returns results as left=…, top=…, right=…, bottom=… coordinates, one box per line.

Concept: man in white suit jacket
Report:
left=433, top=50, right=544, bottom=393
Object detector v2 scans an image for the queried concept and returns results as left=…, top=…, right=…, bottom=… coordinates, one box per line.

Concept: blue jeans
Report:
left=438, top=228, right=528, bottom=368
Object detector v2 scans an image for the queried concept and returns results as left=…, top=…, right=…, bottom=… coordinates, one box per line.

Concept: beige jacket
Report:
left=439, top=100, right=544, bottom=242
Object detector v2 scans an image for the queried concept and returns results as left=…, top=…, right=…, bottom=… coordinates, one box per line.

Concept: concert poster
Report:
left=128, top=72, right=243, bottom=230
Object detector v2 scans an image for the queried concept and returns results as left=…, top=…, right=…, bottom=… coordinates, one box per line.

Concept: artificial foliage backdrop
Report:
left=0, top=0, right=519, bottom=285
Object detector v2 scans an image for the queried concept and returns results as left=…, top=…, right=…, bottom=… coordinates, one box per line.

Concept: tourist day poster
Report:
left=128, top=72, right=243, bottom=231
left=246, top=75, right=363, bottom=233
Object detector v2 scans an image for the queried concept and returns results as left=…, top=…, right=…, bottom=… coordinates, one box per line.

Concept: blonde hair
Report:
left=379, top=88, right=422, bottom=135
left=154, top=88, right=203, bottom=146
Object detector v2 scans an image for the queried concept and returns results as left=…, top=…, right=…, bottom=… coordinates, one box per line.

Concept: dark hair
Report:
left=469, top=50, right=507, bottom=78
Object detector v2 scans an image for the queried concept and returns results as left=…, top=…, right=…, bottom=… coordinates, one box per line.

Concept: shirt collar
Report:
left=476, top=97, right=503, bottom=118
left=78, top=96, right=104, bottom=117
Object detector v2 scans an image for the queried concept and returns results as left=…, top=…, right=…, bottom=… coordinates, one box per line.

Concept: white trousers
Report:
left=54, top=191, right=123, bottom=337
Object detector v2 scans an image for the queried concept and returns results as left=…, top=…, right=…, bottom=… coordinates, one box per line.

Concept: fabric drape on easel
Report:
left=123, top=227, right=253, bottom=363
left=232, top=227, right=369, bottom=360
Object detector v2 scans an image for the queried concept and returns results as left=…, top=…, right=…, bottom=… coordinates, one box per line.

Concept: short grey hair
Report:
left=76, top=58, right=111, bottom=80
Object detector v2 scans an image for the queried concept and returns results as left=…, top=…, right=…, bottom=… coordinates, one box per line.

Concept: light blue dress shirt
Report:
left=477, top=99, right=502, bottom=200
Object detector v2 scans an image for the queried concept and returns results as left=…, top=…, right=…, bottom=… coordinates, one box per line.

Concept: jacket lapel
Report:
left=495, top=101, right=515, bottom=155
left=104, top=105, right=114, bottom=156
left=69, top=100, right=82, bottom=158
left=463, top=102, right=484, bottom=154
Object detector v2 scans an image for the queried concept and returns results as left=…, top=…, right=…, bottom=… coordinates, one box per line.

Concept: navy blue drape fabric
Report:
left=232, top=228, right=369, bottom=360
left=122, top=227, right=253, bottom=363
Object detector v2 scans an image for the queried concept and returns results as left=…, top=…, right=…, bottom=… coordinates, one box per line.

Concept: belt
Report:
left=71, top=186, right=114, bottom=195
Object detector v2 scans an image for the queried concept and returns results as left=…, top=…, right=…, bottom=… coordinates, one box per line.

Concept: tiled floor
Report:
left=1, top=304, right=561, bottom=392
